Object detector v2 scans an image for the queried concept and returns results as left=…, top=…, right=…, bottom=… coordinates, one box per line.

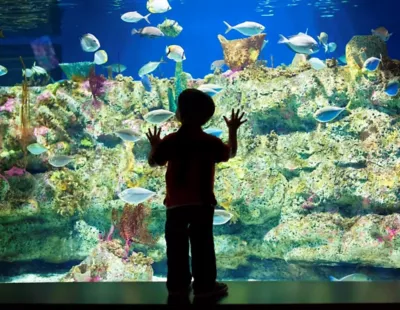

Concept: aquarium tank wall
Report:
left=0, top=0, right=399, bottom=283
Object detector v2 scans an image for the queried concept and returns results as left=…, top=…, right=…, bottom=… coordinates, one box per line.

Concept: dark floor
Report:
left=1, top=282, right=400, bottom=305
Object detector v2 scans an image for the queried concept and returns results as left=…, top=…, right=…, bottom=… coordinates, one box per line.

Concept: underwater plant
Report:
left=59, top=62, right=95, bottom=80
left=88, top=67, right=107, bottom=109
left=168, top=61, right=188, bottom=113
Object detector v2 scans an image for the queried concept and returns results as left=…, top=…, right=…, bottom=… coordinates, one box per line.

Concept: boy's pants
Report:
left=165, top=204, right=216, bottom=292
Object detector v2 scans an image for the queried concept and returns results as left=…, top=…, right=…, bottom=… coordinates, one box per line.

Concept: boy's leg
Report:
left=165, top=206, right=192, bottom=292
left=189, top=205, right=217, bottom=292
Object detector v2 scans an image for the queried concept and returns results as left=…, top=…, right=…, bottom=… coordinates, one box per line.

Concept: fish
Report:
left=22, top=69, right=33, bottom=78
left=80, top=33, right=101, bottom=52
left=166, top=45, right=186, bottom=62
left=132, top=27, right=164, bottom=38
left=141, top=74, right=152, bottom=92
left=108, top=64, right=127, bottom=73
left=197, top=84, right=224, bottom=97
left=385, top=81, right=399, bottom=97
left=317, top=32, right=328, bottom=46
left=94, top=50, right=108, bottom=65
left=213, top=210, right=233, bottom=225
left=363, top=56, right=381, bottom=72
left=27, top=143, right=48, bottom=155
left=371, top=27, right=392, bottom=42
left=118, top=187, right=156, bottom=204
left=278, top=33, right=320, bottom=55
left=338, top=55, right=347, bottom=65
left=31, top=63, right=47, bottom=75
left=329, top=274, right=369, bottom=282
left=0, top=65, right=8, bottom=76
left=261, top=40, right=269, bottom=50
left=144, top=109, right=175, bottom=124
left=146, top=0, right=172, bottom=14
left=49, top=155, right=74, bottom=168
left=314, top=106, right=347, bottom=123
left=326, top=42, right=337, bottom=53
left=138, top=58, right=165, bottom=78
left=223, top=21, right=265, bottom=36
left=0, top=29, right=4, bottom=38
left=184, top=72, right=193, bottom=80
left=308, top=58, right=327, bottom=70
left=121, top=11, right=151, bottom=24
left=211, top=60, right=226, bottom=71
left=115, top=129, right=142, bottom=142
left=204, top=128, right=223, bottom=138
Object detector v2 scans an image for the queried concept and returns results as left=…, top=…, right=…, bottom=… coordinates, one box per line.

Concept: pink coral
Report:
left=0, top=98, right=16, bottom=113
left=4, top=166, right=26, bottom=177
left=36, top=91, right=52, bottom=104
left=34, top=126, right=50, bottom=137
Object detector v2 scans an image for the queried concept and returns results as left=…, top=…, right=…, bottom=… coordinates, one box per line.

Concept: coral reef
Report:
left=158, top=19, right=183, bottom=38
left=346, top=35, right=388, bottom=69
left=0, top=35, right=399, bottom=281
left=218, top=34, right=266, bottom=71
left=59, top=62, right=95, bottom=80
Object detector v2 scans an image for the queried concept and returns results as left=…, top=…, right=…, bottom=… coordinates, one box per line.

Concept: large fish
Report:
left=278, top=32, right=319, bottom=55
left=147, top=0, right=171, bottom=14
left=121, top=11, right=151, bottom=24
left=132, top=27, right=164, bottom=38
left=80, top=33, right=100, bottom=52
left=371, top=27, right=393, bottom=42
left=223, top=21, right=265, bottom=36
left=138, top=58, right=165, bottom=78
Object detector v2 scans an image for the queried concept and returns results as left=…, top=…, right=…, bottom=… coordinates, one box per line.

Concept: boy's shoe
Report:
left=193, top=282, right=228, bottom=299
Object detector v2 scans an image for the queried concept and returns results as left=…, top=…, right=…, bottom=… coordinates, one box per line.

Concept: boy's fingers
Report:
left=158, top=128, right=161, bottom=136
left=238, top=112, right=245, bottom=120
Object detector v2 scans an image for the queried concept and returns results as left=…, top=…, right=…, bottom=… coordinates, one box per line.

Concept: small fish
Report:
left=115, top=129, right=141, bottom=142
left=80, top=33, right=101, bottom=52
left=326, top=42, right=337, bottom=53
left=314, top=106, right=347, bottom=123
left=211, top=60, right=226, bottom=71
left=121, top=11, right=151, bottom=24
left=197, top=84, right=224, bottom=97
left=118, top=187, right=156, bottom=204
left=363, top=55, right=381, bottom=72
left=371, top=27, right=392, bottom=42
left=261, top=40, right=269, bottom=50
left=141, top=74, right=152, bottom=92
left=132, top=27, right=164, bottom=38
left=338, top=55, right=347, bottom=65
left=108, top=64, right=127, bottom=73
left=166, top=45, right=186, bottom=62
left=329, top=274, right=369, bottom=282
left=22, top=69, right=33, bottom=78
left=94, top=50, right=108, bottom=65
left=385, top=81, right=399, bottom=97
left=27, top=143, right=48, bottom=155
left=223, top=21, right=265, bottom=36
left=49, top=155, right=74, bottom=168
left=146, top=0, right=172, bottom=14
left=317, top=32, right=328, bottom=46
left=278, top=33, right=319, bottom=55
left=138, top=58, right=165, bottom=78
left=144, top=109, right=175, bottom=124
left=0, top=65, right=8, bottom=76
left=204, top=128, right=223, bottom=138
left=213, top=210, right=233, bottom=225
left=308, top=57, right=327, bottom=70
left=31, top=63, right=47, bottom=75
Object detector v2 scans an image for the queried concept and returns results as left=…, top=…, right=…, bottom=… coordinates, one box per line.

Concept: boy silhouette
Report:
left=146, top=88, right=247, bottom=299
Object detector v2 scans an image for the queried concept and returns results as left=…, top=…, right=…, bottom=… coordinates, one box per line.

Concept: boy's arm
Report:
left=228, top=127, right=238, bottom=158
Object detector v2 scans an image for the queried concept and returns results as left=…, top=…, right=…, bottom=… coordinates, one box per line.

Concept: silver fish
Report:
left=118, top=187, right=156, bottom=204
left=27, top=143, right=48, bottom=155
left=144, top=109, right=175, bottom=124
left=223, top=21, right=265, bottom=36
left=213, top=210, right=233, bottom=225
left=132, top=26, right=164, bottom=38
left=329, top=274, right=369, bottom=282
left=115, top=129, right=142, bottom=142
left=121, top=11, right=151, bottom=24
left=211, top=60, right=226, bottom=71
left=278, top=32, right=319, bottom=55
left=138, top=58, right=164, bottom=78
left=0, top=65, right=7, bottom=76
left=80, top=33, right=100, bottom=52
left=49, top=155, right=74, bottom=168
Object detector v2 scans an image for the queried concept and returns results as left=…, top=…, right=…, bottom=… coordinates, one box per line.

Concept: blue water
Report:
left=0, top=0, right=398, bottom=81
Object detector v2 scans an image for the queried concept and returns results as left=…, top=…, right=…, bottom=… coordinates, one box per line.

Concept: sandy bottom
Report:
left=6, top=273, right=167, bottom=283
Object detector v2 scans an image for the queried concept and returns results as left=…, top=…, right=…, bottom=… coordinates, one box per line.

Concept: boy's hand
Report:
left=146, top=126, right=162, bottom=146
left=223, top=109, right=247, bottom=131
